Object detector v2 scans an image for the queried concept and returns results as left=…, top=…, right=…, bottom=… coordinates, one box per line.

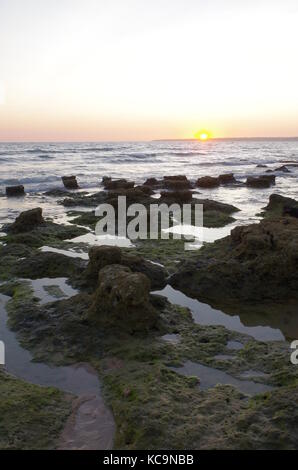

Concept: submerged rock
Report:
left=62, top=176, right=79, bottom=189
left=6, top=185, right=25, bottom=197
left=274, top=165, right=291, bottom=173
left=5, top=208, right=44, bottom=234
left=170, top=215, right=298, bottom=304
left=88, top=265, right=157, bottom=332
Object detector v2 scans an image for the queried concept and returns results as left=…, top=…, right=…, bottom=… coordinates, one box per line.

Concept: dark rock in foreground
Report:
left=170, top=216, right=298, bottom=304
left=62, top=176, right=79, bottom=189
left=263, top=194, right=298, bottom=218
left=84, top=245, right=167, bottom=289
left=87, top=264, right=158, bottom=332
left=6, top=185, right=25, bottom=197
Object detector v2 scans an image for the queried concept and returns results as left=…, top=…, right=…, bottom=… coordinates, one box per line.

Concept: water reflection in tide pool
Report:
left=153, top=285, right=284, bottom=342
left=170, top=361, right=274, bottom=396
left=0, top=293, right=115, bottom=449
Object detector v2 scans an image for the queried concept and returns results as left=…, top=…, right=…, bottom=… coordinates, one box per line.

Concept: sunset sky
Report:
left=1, top=0, right=298, bottom=141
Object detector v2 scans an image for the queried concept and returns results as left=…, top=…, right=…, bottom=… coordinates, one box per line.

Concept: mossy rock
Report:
left=0, top=369, right=72, bottom=450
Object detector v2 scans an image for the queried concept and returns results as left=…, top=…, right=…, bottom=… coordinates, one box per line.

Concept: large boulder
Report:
left=87, top=265, right=158, bottom=332
left=170, top=216, right=298, bottom=304
left=84, top=245, right=166, bottom=289
left=263, top=194, right=298, bottom=217
left=85, top=245, right=122, bottom=280
left=6, top=185, right=25, bottom=197
left=62, top=176, right=79, bottom=189
left=5, top=208, right=44, bottom=234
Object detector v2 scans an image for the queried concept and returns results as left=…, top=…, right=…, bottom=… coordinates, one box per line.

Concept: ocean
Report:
left=0, top=139, right=298, bottom=229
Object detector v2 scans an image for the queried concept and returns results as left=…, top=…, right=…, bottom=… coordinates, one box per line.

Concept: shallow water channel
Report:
left=0, top=281, right=115, bottom=450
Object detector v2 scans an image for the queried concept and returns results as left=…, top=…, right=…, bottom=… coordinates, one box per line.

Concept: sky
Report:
left=0, top=0, right=298, bottom=141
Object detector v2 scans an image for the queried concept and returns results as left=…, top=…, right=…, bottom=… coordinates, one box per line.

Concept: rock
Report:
left=6, top=185, right=25, bottom=197
left=62, top=176, right=79, bottom=189
left=143, top=178, right=161, bottom=187
left=164, top=175, right=188, bottom=182
left=274, top=165, right=291, bottom=173
left=159, top=190, right=193, bottom=204
left=196, top=176, right=220, bottom=188
left=256, top=164, right=268, bottom=168
left=85, top=245, right=122, bottom=280
left=246, top=175, right=275, bottom=188
left=12, top=252, right=85, bottom=280
left=88, top=265, right=157, bottom=332
left=44, top=188, right=70, bottom=197
left=263, top=194, right=298, bottom=217
left=135, top=185, right=154, bottom=195
left=284, top=207, right=298, bottom=218
left=106, top=187, right=152, bottom=206
left=218, top=173, right=237, bottom=185
left=5, top=208, right=44, bottom=234
left=84, top=245, right=166, bottom=289
left=121, top=252, right=167, bottom=289
left=102, top=176, right=112, bottom=184
left=170, top=216, right=298, bottom=304
left=194, top=198, right=239, bottom=214
left=3, top=210, right=88, bottom=247
left=163, top=180, right=192, bottom=190
left=103, top=179, right=135, bottom=190
left=163, top=175, right=192, bottom=190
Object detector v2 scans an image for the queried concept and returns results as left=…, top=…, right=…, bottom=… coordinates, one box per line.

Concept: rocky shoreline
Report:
left=0, top=176, right=298, bottom=449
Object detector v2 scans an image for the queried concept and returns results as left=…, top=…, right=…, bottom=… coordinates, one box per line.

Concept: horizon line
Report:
left=0, top=136, right=298, bottom=144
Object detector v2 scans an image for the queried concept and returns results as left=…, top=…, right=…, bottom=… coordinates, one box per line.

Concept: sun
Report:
left=195, top=130, right=211, bottom=141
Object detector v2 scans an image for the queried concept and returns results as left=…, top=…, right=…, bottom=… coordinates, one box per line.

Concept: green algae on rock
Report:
left=2, top=208, right=88, bottom=248
left=3, top=272, right=298, bottom=449
left=87, top=265, right=158, bottom=333
left=0, top=369, right=72, bottom=450
left=170, top=216, right=298, bottom=305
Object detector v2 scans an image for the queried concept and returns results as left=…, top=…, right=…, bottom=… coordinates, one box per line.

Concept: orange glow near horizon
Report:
left=195, top=130, right=211, bottom=141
